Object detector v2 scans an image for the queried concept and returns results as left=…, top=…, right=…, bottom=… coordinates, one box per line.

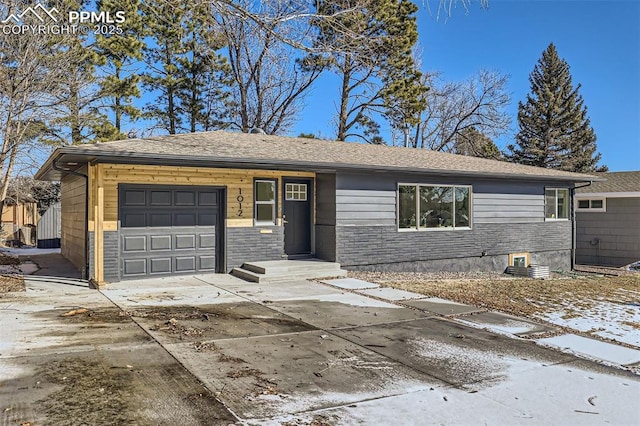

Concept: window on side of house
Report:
left=545, top=188, right=569, bottom=220
left=254, top=179, right=276, bottom=225
left=576, top=198, right=606, bottom=212
left=398, top=184, right=471, bottom=231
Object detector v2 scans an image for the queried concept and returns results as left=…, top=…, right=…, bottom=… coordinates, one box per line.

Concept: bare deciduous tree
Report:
left=0, top=1, right=71, bottom=220
left=412, top=69, right=511, bottom=152
left=215, top=0, right=324, bottom=134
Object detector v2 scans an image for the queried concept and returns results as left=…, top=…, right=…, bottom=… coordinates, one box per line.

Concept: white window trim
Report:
left=509, top=252, right=530, bottom=267
left=575, top=197, right=606, bottom=212
left=254, top=179, right=277, bottom=226
left=397, top=183, right=473, bottom=231
left=575, top=191, right=640, bottom=199
left=545, top=188, right=570, bottom=221
left=285, top=183, right=308, bottom=201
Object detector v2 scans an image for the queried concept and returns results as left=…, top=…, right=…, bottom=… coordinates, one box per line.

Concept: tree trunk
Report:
left=70, top=77, right=81, bottom=144
left=337, top=66, right=351, bottom=141
left=166, top=47, right=176, bottom=134
left=114, top=66, right=122, bottom=132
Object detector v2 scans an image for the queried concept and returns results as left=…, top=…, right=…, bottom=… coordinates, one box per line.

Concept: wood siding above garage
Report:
left=90, top=164, right=314, bottom=231
left=61, top=165, right=87, bottom=272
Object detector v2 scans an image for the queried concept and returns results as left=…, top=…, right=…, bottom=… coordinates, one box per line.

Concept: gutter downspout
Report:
left=53, top=158, right=90, bottom=280
left=571, top=181, right=593, bottom=271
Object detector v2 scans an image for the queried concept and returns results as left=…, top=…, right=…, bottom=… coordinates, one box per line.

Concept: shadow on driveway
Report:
left=21, top=253, right=82, bottom=279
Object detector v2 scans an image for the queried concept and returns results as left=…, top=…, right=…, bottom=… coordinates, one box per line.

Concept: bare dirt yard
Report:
left=350, top=271, right=640, bottom=348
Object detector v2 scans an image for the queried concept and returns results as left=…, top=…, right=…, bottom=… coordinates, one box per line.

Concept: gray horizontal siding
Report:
left=336, top=203, right=395, bottom=212
left=576, top=197, right=640, bottom=267
left=334, top=172, right=567, bottom=227
left=336, top=210, right=395, bottom=219
left=473, top=193, right=544, bottom=224
left=336, top=190, right=395, bottom=198
left=336, top=221, right=572, bottom=269
left=335, top=173, right=396, bottom=226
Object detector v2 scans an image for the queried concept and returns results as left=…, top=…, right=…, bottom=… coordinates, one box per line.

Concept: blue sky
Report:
left=293, top=0, right=640, bottom=172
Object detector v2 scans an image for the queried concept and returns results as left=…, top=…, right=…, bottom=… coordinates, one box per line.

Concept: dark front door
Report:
left=283, top=178, right=312, bottom=256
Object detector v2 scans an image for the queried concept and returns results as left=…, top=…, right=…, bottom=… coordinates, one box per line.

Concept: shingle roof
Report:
left=37, top=130, right=601, bottom=182
left=575, top=171, right=640, bottom=193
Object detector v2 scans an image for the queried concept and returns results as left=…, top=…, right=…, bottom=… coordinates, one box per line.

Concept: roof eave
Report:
left=42, top=150, right=603, bottom=183
left=34, top=149, right=61, bottom=181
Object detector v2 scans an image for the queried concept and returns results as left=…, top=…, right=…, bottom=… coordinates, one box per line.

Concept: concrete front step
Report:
left=241, top=259, right=342, bottom=275
left=231, top=259, right=347, bottom=283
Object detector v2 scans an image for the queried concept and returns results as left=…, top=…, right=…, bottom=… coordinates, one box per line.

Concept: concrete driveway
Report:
left=2, top=274, right=639, bottom=425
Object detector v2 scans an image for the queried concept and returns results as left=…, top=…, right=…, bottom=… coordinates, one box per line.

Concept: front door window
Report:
left=285, top=183, right=308, bottom=201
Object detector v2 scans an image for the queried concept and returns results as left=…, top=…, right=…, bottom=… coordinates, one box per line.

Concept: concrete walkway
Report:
left=106, top=274, right=639, bottom=425
left=0, top=277, right=235, bottom=425
left=2, top=273, right=639, bottom=425
left=19, top=252, right=82, bottom=279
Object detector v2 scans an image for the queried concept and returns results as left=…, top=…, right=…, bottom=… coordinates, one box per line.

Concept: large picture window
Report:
left=399, top=184, right=471, bottom=230
left=254, top=179, right=276, bottom=225
left=545, top=188, right=569, bottom=220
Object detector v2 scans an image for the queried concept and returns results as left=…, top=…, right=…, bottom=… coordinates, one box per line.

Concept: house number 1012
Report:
left=237, top=189, right=244, bottom=216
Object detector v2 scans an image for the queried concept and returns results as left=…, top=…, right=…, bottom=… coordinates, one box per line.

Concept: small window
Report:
left=576, top=198, right=606, bottom=212
left=254, top=180, right=276, bottom=225
left=285, top=183, right=307, bottom=201
left=545, top=188, right=569, bottom=220
left=509, top=252, right=530, bottom=267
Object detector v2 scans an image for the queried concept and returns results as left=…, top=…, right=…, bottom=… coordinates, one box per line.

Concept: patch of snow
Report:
left=537, top=334, right=640, bottom=366
left=457, top=317, right=541, bottom=335
left=0, top=247, right=61, bottom=256
left=409, top=337, right=509, bottom=385
left=259, top=363, right=640, bottom=426
left=626, top=260, right=640, bottom=272
left=538, top=300, right=640, bottom=347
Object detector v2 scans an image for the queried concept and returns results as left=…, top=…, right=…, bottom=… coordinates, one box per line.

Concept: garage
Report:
left=119, top=185, right=224, bottom=279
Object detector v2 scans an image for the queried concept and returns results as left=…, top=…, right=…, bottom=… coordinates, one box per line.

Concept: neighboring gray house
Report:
left=37, top=202, right=61, bottom=248
left=575, top=171, right=640, bottom=267
left=34, top=131, right=599, bottom=284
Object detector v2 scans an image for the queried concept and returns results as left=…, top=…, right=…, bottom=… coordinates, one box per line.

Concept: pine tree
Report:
left=141, top=0, right=187, bottom=134
left=94, top=0, right=145, bottom=137
left=453, top=127, right=503, bottom=160
left=312, top=0, right=426, bottom=142
left=508, top=43, right=606, bottom=172
left=40, top=0, right=114, bottom=145
left=142, top=1, right=233, bottom=134
left=175, top=2, right=233, bottom=133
